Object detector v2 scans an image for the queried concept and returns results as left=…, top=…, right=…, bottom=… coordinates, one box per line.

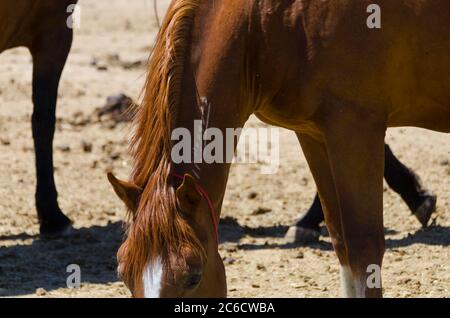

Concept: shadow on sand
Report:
left=0, top=216, right=448, bottom=296
left=218, top=216, right=450, bottom=251
left=0, top=221, right=123, bottom=297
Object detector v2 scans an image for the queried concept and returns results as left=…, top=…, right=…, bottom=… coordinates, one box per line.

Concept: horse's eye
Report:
left=184, top=271, right=202, bottom=289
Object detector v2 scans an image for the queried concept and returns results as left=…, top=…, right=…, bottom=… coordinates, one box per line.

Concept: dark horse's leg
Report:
left=285, top=194, right=322, bottom=243
left=29, top=28, right=73, bottom=237
left=383, top=145, right=436, bottom=227
left=286, top=144, right=436, bottom=243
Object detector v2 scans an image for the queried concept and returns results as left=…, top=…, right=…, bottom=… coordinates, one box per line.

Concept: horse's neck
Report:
left=172, top=103, right=240, bottom=214
left=171, top=2, right=256, bottom=212
left=172, top=76, right=248, bottom=214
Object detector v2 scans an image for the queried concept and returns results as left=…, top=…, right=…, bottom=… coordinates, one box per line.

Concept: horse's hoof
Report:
left=39, top=214, right=73, bottom=239
left=413, top=194, right=437, bottom=228
left=284, top=225, right=320, bottom=244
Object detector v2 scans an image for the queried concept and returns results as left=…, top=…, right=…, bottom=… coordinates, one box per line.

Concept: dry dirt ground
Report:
left=0, top=0, right=449, bottom=298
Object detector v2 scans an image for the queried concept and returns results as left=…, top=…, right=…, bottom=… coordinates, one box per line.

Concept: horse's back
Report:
left=309, top=0, right=450, bottom=130
left=253, top=0, right=450, bottom=132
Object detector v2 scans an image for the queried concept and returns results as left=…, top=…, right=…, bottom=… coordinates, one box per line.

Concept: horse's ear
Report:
left=107, top=172, right=143, bottom=212
left=176, top=174, right=202, bottom=216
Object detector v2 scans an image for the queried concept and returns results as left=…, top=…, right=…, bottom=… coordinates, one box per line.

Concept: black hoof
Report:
left=39, top=212, right=73, bottom=239
left=413, top=194, right=437, bottom=228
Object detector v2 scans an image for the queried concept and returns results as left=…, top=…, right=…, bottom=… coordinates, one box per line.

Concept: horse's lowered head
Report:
left=106, top=0, right=230, bottom=298
left=108, top=172, right=226, bottom=298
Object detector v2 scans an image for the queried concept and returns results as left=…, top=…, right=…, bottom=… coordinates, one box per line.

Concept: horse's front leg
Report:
left=299, top=106, right=386, bottom=297
left=29, top=28, right=73, bottom=237
left=326, top=107, right=386, bottom=298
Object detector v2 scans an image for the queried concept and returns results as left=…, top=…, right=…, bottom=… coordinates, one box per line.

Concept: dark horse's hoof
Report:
left=413, top=194, right=437, bottom=228
left=284, top=225, right=320, bottom=244
left=39, top=212, right=73, bottom=239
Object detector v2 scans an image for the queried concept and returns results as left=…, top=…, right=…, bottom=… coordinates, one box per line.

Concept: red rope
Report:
left=171, top=173, right=219, bottom=245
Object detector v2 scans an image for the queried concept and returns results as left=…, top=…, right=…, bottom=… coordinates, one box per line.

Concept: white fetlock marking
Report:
left=143, top=257, right=163, bottom=298
left=340, top=265, right=356, bottom=298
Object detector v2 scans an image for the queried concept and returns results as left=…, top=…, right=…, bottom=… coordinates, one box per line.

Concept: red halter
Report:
left=171, top=173, right=219, bottom=246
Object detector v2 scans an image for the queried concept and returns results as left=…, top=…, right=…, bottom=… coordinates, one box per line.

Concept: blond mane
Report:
left=118, top=0, right=204, bottom=292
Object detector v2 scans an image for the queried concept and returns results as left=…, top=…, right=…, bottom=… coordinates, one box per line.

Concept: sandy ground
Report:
left=0, top=0, right=449, bottom=298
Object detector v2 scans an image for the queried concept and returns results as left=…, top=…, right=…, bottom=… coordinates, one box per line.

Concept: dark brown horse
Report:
left=0, top=1, right=76, bottom=236
left=109, top=0, right=449, bottom=297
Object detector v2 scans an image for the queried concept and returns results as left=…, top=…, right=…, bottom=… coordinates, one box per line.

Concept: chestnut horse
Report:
left=0, top=1, right=76, bottom=236
left=108, top=0, right=449, bottom=297
left=287, top=144, right=437, bottom=243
